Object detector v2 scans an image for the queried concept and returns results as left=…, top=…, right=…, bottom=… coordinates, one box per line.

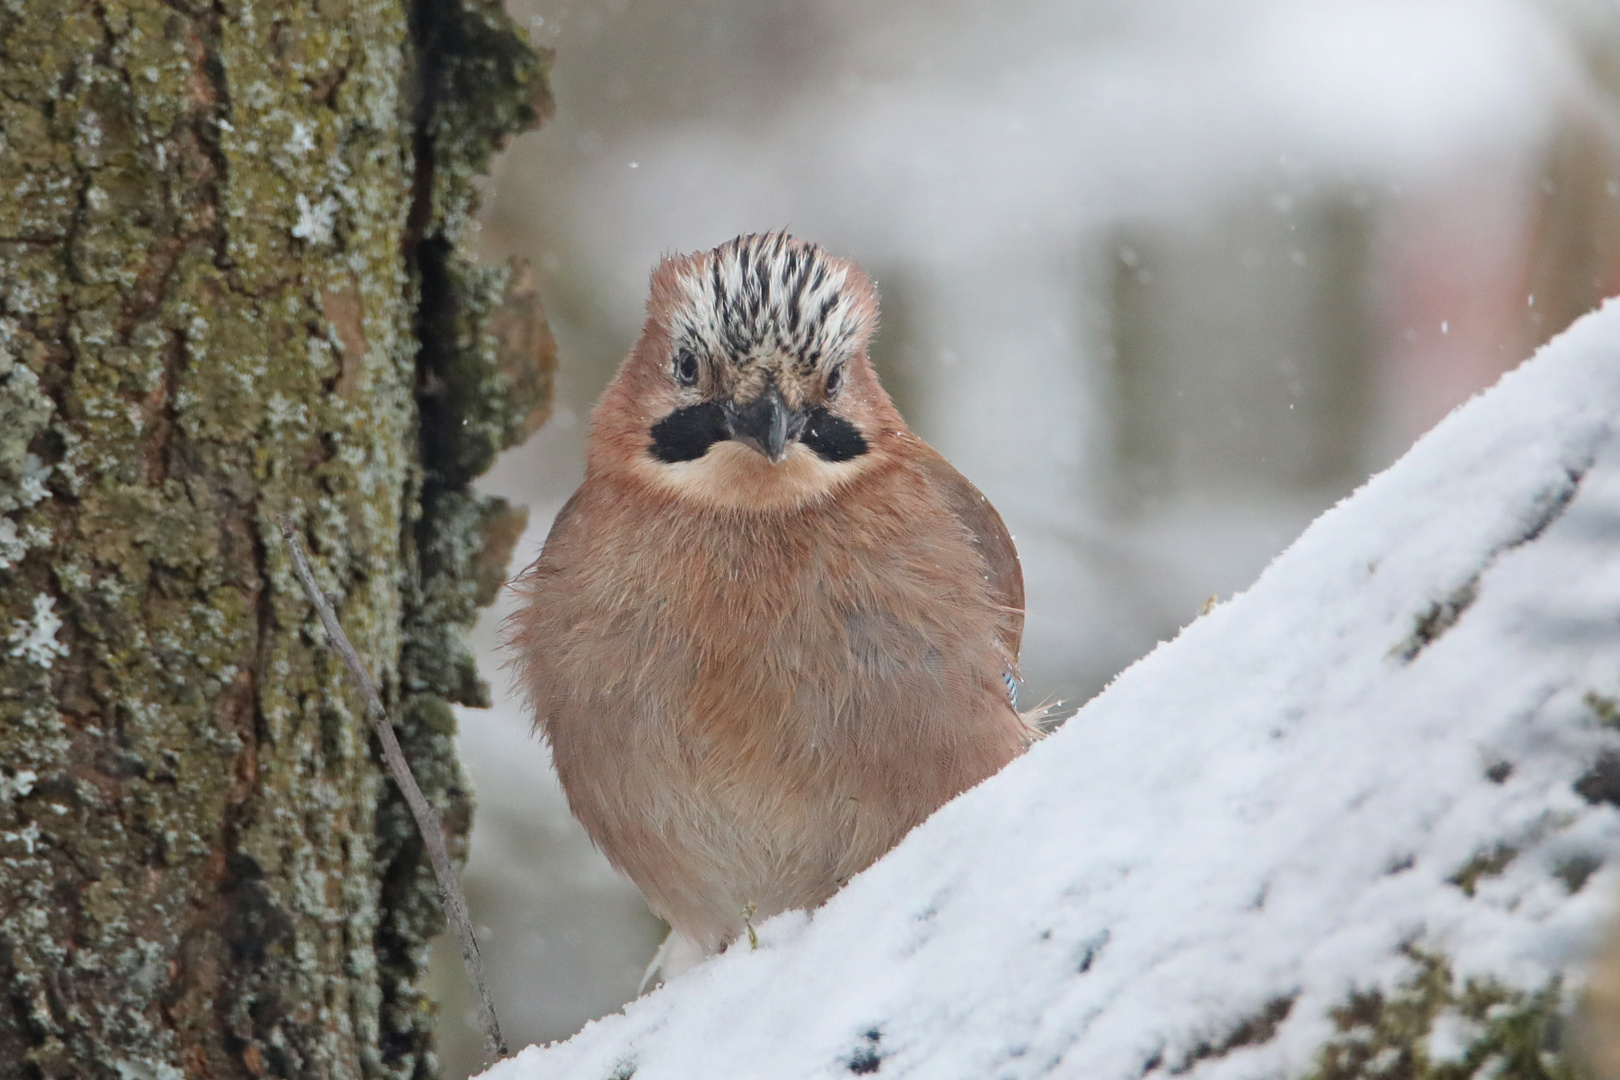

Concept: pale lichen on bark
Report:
left=0, top=0, right=552, bottom=1076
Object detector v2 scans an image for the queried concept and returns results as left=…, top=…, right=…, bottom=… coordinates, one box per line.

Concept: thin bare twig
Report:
left=278, top=515, right=508, bottom=1062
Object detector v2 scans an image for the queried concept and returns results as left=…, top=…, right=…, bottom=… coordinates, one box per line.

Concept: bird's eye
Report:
left=825, top=365, right=844, bottom=396
left=674, top=350, right=699, bottom=386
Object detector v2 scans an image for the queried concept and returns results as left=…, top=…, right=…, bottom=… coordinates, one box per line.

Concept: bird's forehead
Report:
left=667, top=233, right=873, bottom=373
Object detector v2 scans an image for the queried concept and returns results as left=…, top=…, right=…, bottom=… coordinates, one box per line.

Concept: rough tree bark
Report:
left=0, top=0, right=554, bottom=1077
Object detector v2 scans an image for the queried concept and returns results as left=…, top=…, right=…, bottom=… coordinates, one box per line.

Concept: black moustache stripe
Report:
left=801, top=407, right=868, bottom=462
left=649, top=401, right=730, bottom=462
left=647, top=402, right=870, bottom=464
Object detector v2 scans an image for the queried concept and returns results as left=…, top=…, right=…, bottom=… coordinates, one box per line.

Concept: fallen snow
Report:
left=479, top=300, right=1620, bottom=1079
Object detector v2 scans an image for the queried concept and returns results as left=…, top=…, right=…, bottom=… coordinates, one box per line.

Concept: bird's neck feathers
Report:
left=623, top=438, right=878, bottom=512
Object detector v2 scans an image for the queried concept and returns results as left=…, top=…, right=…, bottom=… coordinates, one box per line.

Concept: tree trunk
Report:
left=0, top=0, right=553, bottom=1076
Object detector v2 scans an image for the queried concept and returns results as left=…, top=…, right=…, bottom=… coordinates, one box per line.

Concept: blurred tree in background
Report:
left=0, top=0, right=552, bottom=1076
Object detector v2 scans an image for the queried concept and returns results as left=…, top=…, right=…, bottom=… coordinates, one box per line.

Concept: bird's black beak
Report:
left=724, top=385, right=806, bottom=464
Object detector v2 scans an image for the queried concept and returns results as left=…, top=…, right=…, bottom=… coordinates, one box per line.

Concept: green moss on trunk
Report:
left=1308, top=949, right=1579, bottom=1080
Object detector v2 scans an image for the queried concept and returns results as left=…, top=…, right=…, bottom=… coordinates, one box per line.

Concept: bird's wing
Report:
left=504, top=488, right=587, bottom=726
left=539, top=488, right=585, bottom=557
left=914, top=447, right=1025, bottom=664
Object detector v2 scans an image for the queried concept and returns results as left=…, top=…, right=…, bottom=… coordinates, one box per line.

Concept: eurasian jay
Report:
left=506, top=231, right=1035, bottom=978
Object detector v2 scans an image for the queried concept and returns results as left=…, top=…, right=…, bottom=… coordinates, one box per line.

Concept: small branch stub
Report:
left=278, top=515, right=509, bottom=1062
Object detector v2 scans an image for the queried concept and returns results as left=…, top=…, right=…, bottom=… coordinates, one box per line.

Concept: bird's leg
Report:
left=742, top=901, right=759, bottom=951
left=638, top=929, right=708, bottom=993
left=638, top=931, right=675, bottom=995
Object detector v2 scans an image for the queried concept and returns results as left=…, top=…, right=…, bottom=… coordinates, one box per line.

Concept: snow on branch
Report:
left=486, top=301, right=1620, bottom=1080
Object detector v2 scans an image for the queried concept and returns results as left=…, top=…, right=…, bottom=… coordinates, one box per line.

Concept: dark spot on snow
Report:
left=1392, top=468, right=1586, bottom=664
left=1223, top=995, right=1297, bottom=1049
left=1513, top=468, right=1585, bottom=545
left=1448, top=842, right=1518, bottom=896
left=1485, top=760, right=1513, bottom=784
left=607, top=1061, right=636, bottom=1080
left=1587, top=691, right=1620, bottom=729
left=1385, top=852, right=1416, bottom=875
left=1169, top=994, right=1298, bottom=1073
left=847, top=1028, right=884, bottom=1074
left=1553, top=853, right=1602, bottom=894
left=1140, top=1049, right=1165, bottom=1076
left=1076, top=930, right=1110, bottom=974
left=1575, top=750, right=1620, bottom=806
left=914, top=888, right=950, bottom=923
left=1392, top=579, right=1480, bottom=663
left=1335, top=986, right=1387, bottom=1031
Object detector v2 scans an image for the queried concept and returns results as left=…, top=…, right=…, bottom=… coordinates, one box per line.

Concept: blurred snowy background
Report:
left=429, top=0, right=1620, bottom=1073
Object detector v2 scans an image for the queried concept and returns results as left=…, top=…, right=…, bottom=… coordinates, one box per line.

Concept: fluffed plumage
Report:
left=505, top=232, right=1032, bottom=963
